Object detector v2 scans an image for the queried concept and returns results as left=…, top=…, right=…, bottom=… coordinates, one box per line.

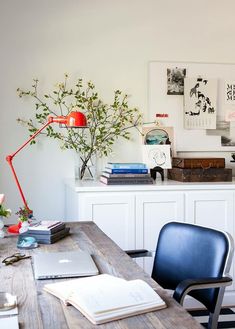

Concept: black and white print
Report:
left=167, top=67, right=186, bottom=95
left=225, top=80, right=235, bottom=104
left=184, top=77, right=217, bottom=129
left=207, top=115, right=235, bottom=146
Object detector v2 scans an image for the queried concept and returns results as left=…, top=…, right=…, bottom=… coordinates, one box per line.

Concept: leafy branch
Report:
left=17, top=74, right=143, bottom=179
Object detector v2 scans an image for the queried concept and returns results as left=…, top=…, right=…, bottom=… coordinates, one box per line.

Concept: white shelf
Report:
left=64, top=177, right=235, bottom=192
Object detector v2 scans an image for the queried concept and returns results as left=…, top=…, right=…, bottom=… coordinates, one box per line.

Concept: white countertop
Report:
left=64, top=177, right=235, bottom=192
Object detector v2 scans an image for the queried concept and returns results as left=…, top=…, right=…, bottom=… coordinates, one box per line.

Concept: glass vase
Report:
left=75, top=153, right=97, bottom=181
left=0, top=216, right=5, bottom=238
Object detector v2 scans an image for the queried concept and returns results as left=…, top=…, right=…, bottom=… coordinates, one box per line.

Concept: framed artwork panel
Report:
left=142, top=145, right=172, bottom=169
left=149, top=61, right=235, bottom=151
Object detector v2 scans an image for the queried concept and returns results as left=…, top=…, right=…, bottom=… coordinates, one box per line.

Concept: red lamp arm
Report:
left=6, top=111, right=87, bottom=214
left=6, top=120, right=52, bottom=213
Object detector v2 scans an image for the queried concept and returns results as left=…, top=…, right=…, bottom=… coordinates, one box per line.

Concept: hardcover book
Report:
left=21, top=227, right=70, bottom=244
left=44, top=274, right=166, bottom=325
left=100, top=175, right=154, bottom=185
left=26, top=221, right=65, bottom=235
left=104, top=168, right=148, bottom=174
left=102, top=171, right=151, bottom=178
left=106, top=162, right=147, bottom=169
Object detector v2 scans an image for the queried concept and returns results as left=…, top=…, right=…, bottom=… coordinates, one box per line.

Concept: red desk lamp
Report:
left=6, top=111, right=87, bottom=233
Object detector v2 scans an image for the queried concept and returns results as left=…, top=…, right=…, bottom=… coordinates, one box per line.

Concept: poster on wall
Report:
left=206, top=116, right=235, bottom=146
left=167, top=67, right=186, bottom=95
left=184, top=77, right=217, bottom=129
left=224, top=80, right=235, bottom=104
left=222, top=80, right=235, bottom=125
left=149, top=61, right=235, bottom=151
left=225, top=109, right=235, bottom=122
left=205, top=80, right=235, bottom=146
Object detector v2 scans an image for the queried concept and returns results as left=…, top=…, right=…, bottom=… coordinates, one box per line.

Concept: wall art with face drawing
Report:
left=142, top=144, right=172, bottom=169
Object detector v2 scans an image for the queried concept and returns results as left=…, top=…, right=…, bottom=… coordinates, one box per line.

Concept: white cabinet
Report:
left=64, top=179, right=235, bottom=307
left=78, top=193, right=135, bottom=250
left=136, top=192, right=184, bottom=274
left=136, top=192, right=185, bottom=250
left=186, top=191, right=234, bottom=232
left=186, top=190, right=235, bottom=298
left=135, top=192, right=185, bottom=272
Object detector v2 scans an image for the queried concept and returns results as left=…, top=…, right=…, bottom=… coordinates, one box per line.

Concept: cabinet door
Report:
left=79, top=193, right=135, bottom=250
left=186, top=191, right=234, bottom=232
left=186, top=190, right=234, bottom=296
left=136, top=192, right=185, bottom=274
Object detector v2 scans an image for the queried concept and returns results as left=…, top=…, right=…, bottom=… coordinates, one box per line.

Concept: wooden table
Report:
left=0, top=222, right=203, bottom=329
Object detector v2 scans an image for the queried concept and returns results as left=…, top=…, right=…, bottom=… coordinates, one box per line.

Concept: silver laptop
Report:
left=33, top=250, right=99, bottom=279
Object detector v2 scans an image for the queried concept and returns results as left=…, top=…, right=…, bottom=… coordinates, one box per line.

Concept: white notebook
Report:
left=44, top=274, right=166, bottom=324
left=0, top=316, right=19, bottom=329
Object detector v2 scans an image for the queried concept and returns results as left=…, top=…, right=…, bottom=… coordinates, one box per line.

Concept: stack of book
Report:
left=100, top=162, right=153, bottom=185
left=21, top=221, right=70, bottom=244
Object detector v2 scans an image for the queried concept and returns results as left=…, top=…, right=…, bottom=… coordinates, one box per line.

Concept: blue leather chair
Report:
left=127, top=222, right=234, bottom=329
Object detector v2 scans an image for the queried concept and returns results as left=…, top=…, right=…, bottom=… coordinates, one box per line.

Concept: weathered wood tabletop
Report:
left=0, top=222, right=203, bottom=329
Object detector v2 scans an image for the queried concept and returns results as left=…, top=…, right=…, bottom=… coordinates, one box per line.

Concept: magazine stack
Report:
left=100, top=163, right=153, bottom=185
left=20, top=221, right=70, bottom=244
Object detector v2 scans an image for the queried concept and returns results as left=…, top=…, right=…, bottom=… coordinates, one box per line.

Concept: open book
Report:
left=43, top=274, right=166, bottom=325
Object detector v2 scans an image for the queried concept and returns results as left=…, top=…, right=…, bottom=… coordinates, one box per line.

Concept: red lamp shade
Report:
left=67, top=111, right=87, bottom=127
left=49, top=111, right=87, bottom=128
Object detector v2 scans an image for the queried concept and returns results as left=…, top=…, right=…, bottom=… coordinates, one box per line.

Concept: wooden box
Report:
left=167, top=167, right=232, bottom=182
left=172, top=157, right=225, bottom=169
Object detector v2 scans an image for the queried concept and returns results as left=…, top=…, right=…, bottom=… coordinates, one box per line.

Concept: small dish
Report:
left=0, top=292, right=17, bottom=311
left=17, top=236, right=38, bottom=249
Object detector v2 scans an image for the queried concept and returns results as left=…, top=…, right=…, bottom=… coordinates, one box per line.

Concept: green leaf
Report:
left=17, top=75, right=142, bottom=167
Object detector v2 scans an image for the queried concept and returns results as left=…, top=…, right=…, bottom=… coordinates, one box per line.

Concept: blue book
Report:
left=106, top=162, right=147, bottom=169
left=104, top=167, right=148, bottom=174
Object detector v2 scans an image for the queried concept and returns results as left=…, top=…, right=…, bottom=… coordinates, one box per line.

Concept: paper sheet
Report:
left=0, top=316, right=19, bottom=329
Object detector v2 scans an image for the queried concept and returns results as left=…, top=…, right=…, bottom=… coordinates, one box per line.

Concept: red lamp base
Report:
left=7, top=222, right=21, bottom=234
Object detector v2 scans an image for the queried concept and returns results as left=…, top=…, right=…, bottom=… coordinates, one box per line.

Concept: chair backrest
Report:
left=152, top=221, right=233, bottom=312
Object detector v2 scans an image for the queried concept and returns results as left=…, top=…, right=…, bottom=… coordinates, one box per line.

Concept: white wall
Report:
left=1, top=0, right=235, bottom=221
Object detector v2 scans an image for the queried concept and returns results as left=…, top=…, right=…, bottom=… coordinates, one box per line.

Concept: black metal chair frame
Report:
left=126, top=222, right=234, bottom=329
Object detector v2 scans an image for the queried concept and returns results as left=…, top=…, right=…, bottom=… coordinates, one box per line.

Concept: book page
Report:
left=68, top=276, right=165, bottom=315
left=44, top=277, right=89, bottom=303
left=43, top=274, right=124, bottom=304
